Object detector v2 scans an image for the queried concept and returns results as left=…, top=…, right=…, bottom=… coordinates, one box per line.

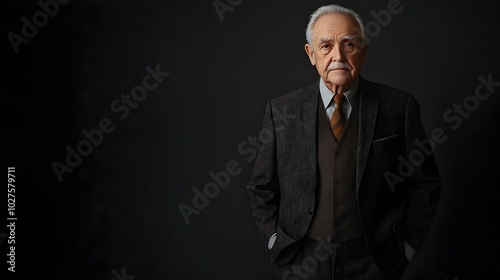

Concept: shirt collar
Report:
left=319, top=77, right=359, bottom=109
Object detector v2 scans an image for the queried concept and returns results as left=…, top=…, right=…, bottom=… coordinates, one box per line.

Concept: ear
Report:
left=360, top=44, right=368, bottom=65
left=305, top=44, right=316, bottom=66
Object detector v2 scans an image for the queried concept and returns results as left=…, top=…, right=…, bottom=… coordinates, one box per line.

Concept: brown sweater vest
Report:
left=307, top=94, right=363, bottom=242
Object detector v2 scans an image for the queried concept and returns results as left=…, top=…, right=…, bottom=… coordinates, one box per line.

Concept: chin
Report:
left=327, top=74, right=351, bottom=88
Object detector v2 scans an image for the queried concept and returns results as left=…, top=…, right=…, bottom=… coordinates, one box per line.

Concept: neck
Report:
left=324, top=76, right=359, bottom=94
left=325, top=82, right=350, bottom=95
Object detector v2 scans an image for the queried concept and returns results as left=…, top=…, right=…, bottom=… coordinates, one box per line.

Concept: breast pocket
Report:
left=373, top=134, right=398, bottom=144
left=372, top=134, right=402, bottom=188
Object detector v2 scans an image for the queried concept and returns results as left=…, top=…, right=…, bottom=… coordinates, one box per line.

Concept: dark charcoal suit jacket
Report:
left=247, top=76, right=441, bottom=272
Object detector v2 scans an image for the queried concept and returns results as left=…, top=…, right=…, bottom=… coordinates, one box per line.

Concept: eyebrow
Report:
left=318, top=34, right=357, bottom=43
left=342, top=34, right=356, bottom=40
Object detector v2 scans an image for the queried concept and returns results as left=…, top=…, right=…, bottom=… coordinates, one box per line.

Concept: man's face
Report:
left=305, top=13, right=368, bottom=94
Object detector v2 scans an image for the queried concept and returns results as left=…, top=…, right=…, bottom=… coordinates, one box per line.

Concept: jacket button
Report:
left=308, top=209, right=313, bottom=214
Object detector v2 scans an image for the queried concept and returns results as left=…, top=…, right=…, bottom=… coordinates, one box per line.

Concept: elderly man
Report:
left=247, top=4, right=441, bottom=280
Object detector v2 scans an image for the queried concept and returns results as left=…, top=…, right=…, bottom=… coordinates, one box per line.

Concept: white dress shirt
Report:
left=319, top=77, right=359, bottom=120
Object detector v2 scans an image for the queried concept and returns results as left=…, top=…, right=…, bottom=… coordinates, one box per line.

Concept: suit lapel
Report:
left=356, top=77, right=379, bottom=192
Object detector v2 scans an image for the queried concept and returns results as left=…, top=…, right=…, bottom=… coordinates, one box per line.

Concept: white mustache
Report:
left=327, top=62, right=352, bottom=71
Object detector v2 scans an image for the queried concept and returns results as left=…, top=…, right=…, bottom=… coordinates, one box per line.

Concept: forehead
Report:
left=312, top=13, right=360, bottom=41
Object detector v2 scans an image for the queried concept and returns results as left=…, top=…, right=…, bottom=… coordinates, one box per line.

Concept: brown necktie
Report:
left=330, top=93, right=346, bottom=141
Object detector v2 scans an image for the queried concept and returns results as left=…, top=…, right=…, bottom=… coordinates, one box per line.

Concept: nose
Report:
left=330, top=43, right=345, bottom=62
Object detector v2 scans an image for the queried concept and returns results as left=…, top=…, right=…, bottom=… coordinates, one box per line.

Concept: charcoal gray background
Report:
left=2, top=0, right=500, bottom=279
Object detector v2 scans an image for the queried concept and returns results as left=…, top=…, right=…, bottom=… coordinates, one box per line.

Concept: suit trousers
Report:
left=272, top=236, right=407, bottom=280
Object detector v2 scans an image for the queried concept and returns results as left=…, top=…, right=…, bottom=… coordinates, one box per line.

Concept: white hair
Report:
left=305, top=4, right=367, bottom=47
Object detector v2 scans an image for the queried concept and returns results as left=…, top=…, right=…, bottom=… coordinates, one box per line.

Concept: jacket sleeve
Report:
left=399, top=94, right=442, bottom=252
left=246, top=101, right=280, bottom=253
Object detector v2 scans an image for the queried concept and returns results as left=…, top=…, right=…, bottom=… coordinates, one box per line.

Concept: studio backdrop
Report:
left=2, top=0, right=500, bottom=279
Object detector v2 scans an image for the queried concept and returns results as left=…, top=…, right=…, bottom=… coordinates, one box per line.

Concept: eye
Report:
left=343, top=41, right=356, bottom=53
left=320, top=44, right=331, bottom=49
